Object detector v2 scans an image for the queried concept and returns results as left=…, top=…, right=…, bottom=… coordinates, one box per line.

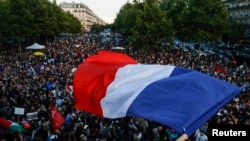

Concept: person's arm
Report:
left=18, top=133, right=24, bottom=141
left=176, top=134, right=188, bottom=141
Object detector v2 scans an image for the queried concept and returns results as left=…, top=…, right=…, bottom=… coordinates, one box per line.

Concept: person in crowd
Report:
left=0, top=32, right=249, bottom=141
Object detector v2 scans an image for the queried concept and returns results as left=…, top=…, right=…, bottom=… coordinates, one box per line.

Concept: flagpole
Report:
left=176, top=134, right=188, bottom=141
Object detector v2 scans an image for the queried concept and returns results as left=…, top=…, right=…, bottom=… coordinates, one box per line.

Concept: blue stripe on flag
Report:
left=126, top=67, right=242, bottom=136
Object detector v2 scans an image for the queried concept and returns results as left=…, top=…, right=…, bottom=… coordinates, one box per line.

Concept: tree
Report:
left=161, top=0, right=231, bottom=44
left=114, top=0, right=174, bottom=51
left=225, top=18, right=246, bottom=44
left=184, top=0, right=230, bottom=42
left=7, top=0, right=32, bottom=51
left=39, top=0, right=60, bottom=45
left=160, top=0, right=188, bottom=41
left=0, top=0, right=10, bottom=42
left=114, top=2, right=139, bottom=37
left=131, top=0, right=173, bottom=51
left=25, top=0, right=50, bottom=43
left=0, top=0, right=82, bottom=48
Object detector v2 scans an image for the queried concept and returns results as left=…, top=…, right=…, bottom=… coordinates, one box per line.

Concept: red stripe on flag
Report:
left=73, top=51, right=138, bottom=116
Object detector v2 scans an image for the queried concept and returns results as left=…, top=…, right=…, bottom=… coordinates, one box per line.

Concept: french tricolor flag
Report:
left=73, top=51, right=243, bottom=137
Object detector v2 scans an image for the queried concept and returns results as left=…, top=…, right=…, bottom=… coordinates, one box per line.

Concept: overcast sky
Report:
left=52, top=0, right=132, bottom=24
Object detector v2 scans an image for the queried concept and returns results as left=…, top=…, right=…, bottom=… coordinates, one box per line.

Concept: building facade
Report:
left=58, top=1, right=106, bottom=30
left=223, top=0, right=250, bottom=31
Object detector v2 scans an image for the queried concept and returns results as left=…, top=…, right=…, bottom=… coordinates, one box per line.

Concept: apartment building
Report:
left=223, top=0, right=250, bottom=31
left=58, top=1, right=106, bottom=30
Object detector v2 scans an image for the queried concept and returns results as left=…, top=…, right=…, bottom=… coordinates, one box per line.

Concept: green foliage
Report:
left=114, top=2, right=139, bottom=37
left=226, top=18, right=246, bottom=43
left=0, top=0, right=10, bottom=40
left=160, top=0, right=188, bottom=41
left=131, top=0, right=173, bottom=51
left=0, top=0, right=82, bottom=46
left=114, top=0, right=174, bottom=51
left=186, top=0, right=230, bottom=42
left=160, top=0, right=231, bottom=42
left=114, top=0, right=239, bottom=50
left=60, top=11, right=82, bottom=33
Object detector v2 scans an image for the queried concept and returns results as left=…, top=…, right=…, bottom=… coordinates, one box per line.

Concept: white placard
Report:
left=14, top=107, right=25, bottom=115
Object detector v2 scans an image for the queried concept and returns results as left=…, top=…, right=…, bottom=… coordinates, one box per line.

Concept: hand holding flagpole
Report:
left=176, top=134, right=188, bottom=141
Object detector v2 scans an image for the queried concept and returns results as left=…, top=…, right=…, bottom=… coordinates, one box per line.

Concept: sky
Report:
left=53, top=0, right=132, bottom=24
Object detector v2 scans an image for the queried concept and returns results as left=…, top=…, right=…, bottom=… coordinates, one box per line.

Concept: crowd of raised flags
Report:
left=0, top=32, right=249, bottom=141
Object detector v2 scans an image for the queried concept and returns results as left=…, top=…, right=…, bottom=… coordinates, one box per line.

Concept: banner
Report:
left=26, top=112, right=38, bottom=121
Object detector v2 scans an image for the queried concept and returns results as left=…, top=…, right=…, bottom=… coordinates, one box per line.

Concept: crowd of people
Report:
left=0, top=32, right=249, bottom=141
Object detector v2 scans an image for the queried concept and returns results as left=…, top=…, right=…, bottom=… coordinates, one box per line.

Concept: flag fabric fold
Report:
left=73, top=51, right=243, bottom=136
left=49, top=105, right=65, bottom=130
left=0, top=117, right=26, bottom=133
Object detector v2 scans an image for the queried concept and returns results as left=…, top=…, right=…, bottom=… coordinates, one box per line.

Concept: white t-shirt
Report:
left=195, top=134, right=208, bottom=141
